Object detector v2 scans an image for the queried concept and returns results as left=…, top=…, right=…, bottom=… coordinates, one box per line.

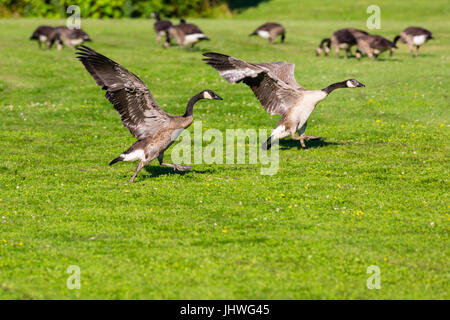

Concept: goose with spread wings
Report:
left=77, top=46, right=222, bottom=182
left=203, top=52, right=365, bottom=150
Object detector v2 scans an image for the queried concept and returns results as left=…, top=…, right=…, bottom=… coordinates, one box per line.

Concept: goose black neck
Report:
left=322, top=81, right=347, bottom=94
left=183, top=93, right=202, bottom=117
left=393, top=35, right=400, bottom=45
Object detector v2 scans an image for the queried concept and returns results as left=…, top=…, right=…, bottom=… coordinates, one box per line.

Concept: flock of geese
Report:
left=28, top=15, right=434, bottom=182
left=30, top=14, right=433, bottom=59
left=316, top=26, right=434, bottom=59
left=30, top=25, right=91, bottom=50
left=75, top=46, right=364, bottom=182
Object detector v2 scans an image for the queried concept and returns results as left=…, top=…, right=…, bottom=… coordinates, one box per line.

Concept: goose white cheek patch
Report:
left=346, top=80, right=356, bottom=88
left=203, top=91, right=213, bottom=99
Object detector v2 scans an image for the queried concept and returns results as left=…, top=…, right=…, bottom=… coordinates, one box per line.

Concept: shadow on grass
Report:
left=377, top=58, right=401, bottom=62
left=278, top=138, right=339, bottom=150
left=142, top=165, right=213, bottom=179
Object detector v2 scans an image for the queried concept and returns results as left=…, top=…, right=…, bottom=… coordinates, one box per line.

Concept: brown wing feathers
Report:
left=203, top=52, right=300, bottom=115
left=77, top=46, right=168, bottom=140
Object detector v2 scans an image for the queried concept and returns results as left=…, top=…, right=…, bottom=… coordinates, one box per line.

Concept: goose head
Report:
left=345, top=79, right=365, bottom=88
left=201, top=90, right=223, bottom=100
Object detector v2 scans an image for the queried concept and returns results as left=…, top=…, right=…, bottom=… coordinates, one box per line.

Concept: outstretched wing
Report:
left=256, top=62, right=302, bottom=89
left=203, top=52, right=301, bottom=115
left=76, top=46, right=170, bottom=140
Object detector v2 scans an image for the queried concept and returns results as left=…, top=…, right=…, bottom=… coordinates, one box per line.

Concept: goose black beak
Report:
left=358, top=83, right=365, bottom=87
left=214, top=94, right=223, bottom=100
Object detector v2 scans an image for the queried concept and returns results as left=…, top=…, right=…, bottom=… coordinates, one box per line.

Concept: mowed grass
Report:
left=0, top=3, right=449, bottom=299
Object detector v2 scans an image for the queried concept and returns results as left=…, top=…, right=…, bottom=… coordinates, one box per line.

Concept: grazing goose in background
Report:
left=355, top=34, right=397, bottom=60
left=316, top=28, right=368, bottom=58
left=203, top=52, right=365, bottom=150
left=30, top=25, right=55, bottom=49
left=151, top=12, right=173, bottom=46
left=77, top=46, right=223, bottom=182
left=168, top=19, right=209, bottom=49
left=393, top=27, right=433, bottom=57
left=49, top=26, right=92, bottom=50
left=249, top=22, right=286, bottom=44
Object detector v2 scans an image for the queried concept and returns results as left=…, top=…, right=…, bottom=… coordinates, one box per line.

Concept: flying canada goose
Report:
left=30, top=25, right=55, bottom=49
left=76, top=46, right=222, bottom=182
left=316, top=28, right=368, bottom=58
left=355, top=34, right=397, bottom=60
left=249, top=23, right=286, bottom=44
left=151, top=12, right=173, bottom=46
left=49, top=26, right=92, bottom=50
left=393, top=27, right=433, bottom=57
left=168, top=19, right=209, bottom=49
left=203, top=53, right=365, bottom=150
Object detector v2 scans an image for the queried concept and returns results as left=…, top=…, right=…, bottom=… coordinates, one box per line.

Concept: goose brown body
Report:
left=49, top=26, right=91, bottom=50
left=30, top=25, right=55, bottom=48
left=168, top=20, right=209, bottom=48
left=355, top=34, right=397, bottom=60
left=250, top=22, right=286, bottom=44
left=76, top=46, right=222, bottom=182
left=203, top=52, right=365, bottom=149
left=393, top=26, right=433, bottom=57
left=151, top=12, right=173, bottom=45
left=317, top=28, right=368, bottom=58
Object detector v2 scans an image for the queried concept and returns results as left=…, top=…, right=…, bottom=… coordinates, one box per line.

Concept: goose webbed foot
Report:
left=160, top=162, right=192, bottom=171
left=158, top=153, right=191, bottom=172
left=175, top=164, right=192, bottom=171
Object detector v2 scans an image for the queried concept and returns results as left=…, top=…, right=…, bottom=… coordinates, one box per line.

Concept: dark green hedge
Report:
left=0, top=0, right=232, bottom=18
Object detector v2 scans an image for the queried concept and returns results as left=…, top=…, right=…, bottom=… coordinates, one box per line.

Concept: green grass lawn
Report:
left=0, top=1, right=449, bottom=299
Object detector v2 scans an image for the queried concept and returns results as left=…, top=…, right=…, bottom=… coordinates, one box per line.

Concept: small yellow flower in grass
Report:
left=401, top=124, right=405, bottom=128
left=124, top=190, right=129, bottom=193
left=1, top=239, right=7, bottom=243
left=384, top=257, right=388, bottom=262
left=440, top=124, right=444, bottom=127
left=337, top=184, right=342, bottom=189
left=222, top=229, right=227, bottom=233
left=18, top=242, right=23, bottom=246
left=280, top=193, right=285, bottom=197
left=83, top=281, right=88, bottom=285
left=288, top=205, right=292, bottom=209
left=376, top=119, right=381, bottom=123
left=356, top=210, right=364, bottom=216
left=368, top=98, right=374, bottom=103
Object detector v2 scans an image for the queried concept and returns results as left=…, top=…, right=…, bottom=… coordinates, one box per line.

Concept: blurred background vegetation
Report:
left=0, top=0, right=258, bottom=18
left=0, top=0, right=447, bottom=19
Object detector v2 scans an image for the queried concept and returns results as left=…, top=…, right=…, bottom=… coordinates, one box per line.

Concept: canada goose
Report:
left=30, top=25, right=55, bottom=49
left=49, top=26, right=92, bottom=50
left=76, top=46, right=222, bottom=182
left=393, top=27, right=433, bottom=57
left=151, top=12, right=173, bottom=46
left=355, top=34, right=397, bottom=60
left=168, top=19, right=209, bottom=49
left=249, top=23, right=286, bottom=44
left=316, top=28, right=368, bottom=58
left=203, top=53, right=365, bottom=150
